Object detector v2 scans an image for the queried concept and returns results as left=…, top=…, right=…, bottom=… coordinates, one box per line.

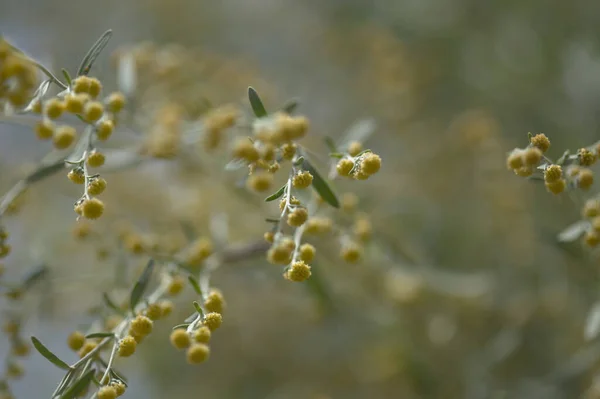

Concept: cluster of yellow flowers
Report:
left=507, top=133, right=597, bottom=195
left=0, top=39, right=37, bottom=109
left=335, top=141, right=382, bottom=180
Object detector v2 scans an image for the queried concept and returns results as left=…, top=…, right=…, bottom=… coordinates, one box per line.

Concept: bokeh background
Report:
left=3, top=0, right=600, bottom=398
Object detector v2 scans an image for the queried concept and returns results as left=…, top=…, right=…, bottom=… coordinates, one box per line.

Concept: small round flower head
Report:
left=194, top=326, right=211, bottom=343
left=117, top=335, right=137, bottom=357
left=268, top=161, right=280, bottom=173
left=292, top=171, right=313, bottom=189
left=11, top=340, right=30, bottom=357
left=87, top=151, right=106, bottom=168
left=145, top=303, right=163, bottom=321
left=106, top=92, right=126, bottom=113
left=280, top=196, right=300, bottom=211
left=6, top=361, right=24, bottom=379
left=35, top=120, right=54, bottom=140
left=281, top=143, right=297, bottom=160
left=97, top=386, right=117, bottom=399
left=353, top=217, right=372, bottom=242
left=129, top=315, right=153, bottom=337
left=267, top=244, right=293, bottom=265
left=544, top=165, right=562, bottom=183
left=81, top=198, right=105, bottom=219
left=204, top=289, right=225, bottom=314
left=247, top=171, right=273, bottom=192
left=232, top=138, right=259, bottom=163
left=530, top=133, right=550, bottom=152
left=299, top=243, right=316, bottom=263
left=64, top=93, right=88, bottom=114
left=169, top=328, right=191, bottom=350
left=304, top=217, right=333, bottom=235
left=96, top=119, right=114, bottom=141
left=87, top=77, right=102, bottom=98
left=263, top=231, right=275, bottom=244
left=43, top=98, right=65, bottom=120
left=583, top=199, right=600, bottom=218
left=87, top=177, right=107, bottom=196
left=83, top=101, right=104, bottom=122
left=545, top=179, right=566, bottom=195
left=523, top=147, right=542, bottom=166
left=348, top=141, right=363, bottom=157
left=186, top=237, right=213, bottom=266
left=336, top=158, right=355, bottom=177
left=78, top=340, right=98, bottom=358
left=578, top=169, right=594, bottom=190
left=111, top=382, right=126, bottom=397
left=261, top=144, right=276, bottom=161
left=584, top=231, right=600, bottom=247
left=73, top=76, right=92, bottom=94
left=578, top=148, right=597, bottom=166
left=285, top=261, right=312, bottom=282
left=67, top=331, right=86, bottom=351
left=186, top=343, right=210, bottom=364
left=287, top=207, right=308, bottom=227
left=341, top=242, right=363, bottom=263
left=167, top=275, right=186, bottom=296
left=203, top=312, right=222, bottom=331
left=53, top=125, right=76, bottom=149
left=68, top=168, right=85, bottom=184
left=514, top=166, right=533, bottom=177
left=359, top=153, right=382, bottom=176
left=160, top=300, right=174, bottom=317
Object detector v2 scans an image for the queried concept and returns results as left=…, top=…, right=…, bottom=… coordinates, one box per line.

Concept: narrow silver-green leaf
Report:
left=329, top=152, right=344, bottom=159
left=22, top=265, right=48, bottom=289
left=59, top=368, right=95, bottom=399
left=556, top=150, right=570, bottom=166
left=301, top=159, right=339, bottom=208
left=130, top=259, right=155, bottom=311
left=85, top=332, right=115, bottom=339
left=61, top=69, right=72, bottom=87
left=339, top=119, right=376, bottom=149
left=558, top=220, right=589, bottom=243
left=77, top=29, right=113, bottom=76
left=65, top=126, right=93, bottom=164
left=355, top=149, right=372, bottom=157
left=102, top=292, right=124, bottom=314
left=265, top=184, right=287, bottom=202
left=31, top=336, right=71, bottom=370
left=193, top=301, right=204, bottom=317
left=281, top=99, right=298, bottom=114
left=172, top=323, right=190, bottom=330
left=188, top=276, right=203, bottom=296
left=248, top=87, right=267, bottom=118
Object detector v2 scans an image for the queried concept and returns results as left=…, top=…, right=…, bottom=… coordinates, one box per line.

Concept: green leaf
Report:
left=556, top=150, right=570, bottom=166
left=77, top=29, right=113, bottom=76
left=130, top=259, right=155, bottom=311
left=61, top=69, right=72, bottom=87
left=85, top=332, right=115, bottom=339
left=22, top=265, right=48, bottom=289
left=65, top=126, right=93, bottom=164
left=558, top=220, right=589, bottom=242
left=301, top=159, right=339, bottom=208
left=265, top=184, right=287, bottom=202
left=324, top=136, right=337, bottom=152
left=31, top=336, right=71, bottom=370
left=281, top=99, right=298, bottom=114
left=59, top=368, right=95, bottom=399
left=248, top=87, right=267, bottom=118
left=329, top=152, right=344, bottom=159
left=188, top=276, right=203, bottom=296
left=172, top=323, right=190, bottom=330
left=193, top=301, right=204, bottom=317
left=265, top=217, right=280, bottom=223
left=102, top=292, right=124, bottom=314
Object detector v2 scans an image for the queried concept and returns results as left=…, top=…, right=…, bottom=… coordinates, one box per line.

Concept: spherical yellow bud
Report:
left=35, top=120, right=54, bottom=140
left=578, top=148, right=597, bottom=166
left=359, top=153, right=381, bottom=176
left=83, top=101, right=104, bottom=122
left=111, top=382, right=126, bottom=397
left=87, top=151, right=106, bottom=168
left=194, top=326, right=211, bottom=343
left=0, top=244, right=11, bottom=259
left=544, top=165, right=562, bottom=183
left=64, top=93, right=88, bottom=114
left=73, top=76, right=92, bottom=94
left=87, top=77, right=102, bottom=98
left=145, top=303, right=163, bottom=321
left=53, top=125, right=76, bottom=149
left=67, top=168, right=85, bottom=184
left=129, top=315, right=153, bottom=337
left=292, top=171, right=313, bottom=189
left=247, top=172, right=273, bottom=192
left=186, top=343, right=210, bottom=364
left=87, top=177, right=107, bottom=196
left=168, top=275, right=186, bottom=296
left=97, top=386, right=117, bottom=399
left=96, top=119, right=114, bottom=141
left=81, top=198, right=104, bottom=219
left=67, top=331, right=86, bottom=351
left=304, top=217, right=333, bottom=235
left=170, top=329, right=191, bottom=350
left=287, top=207, right=308, bottom=227
left=261, top=144, right=276, bottom=161
left=341, top=242, right=362, bottom=263
left=285, top=261, right=311, bottom=282
left=583, top=199, right=600, bottom=218
left=203, top=312, right=222, bottom=331
left=264, top=231, right=275, bottom=244
left=299, top=243, right=316, bottom=263
left=186, top=238, right=213, bottom=266
left=106, top=92, right=126, bottom=113
left=72, top=221, right=92, bottom=240
left=578, top=169, right=594, bottom=190
left=117, top=335, right=136, bottom=357
left=268, top=161, right=280, bottom=173
left=11, top=341, right=30, bottom=357
left=336, top=159, right=355, bottom=177
left=232, top=138, right=259, bottom=162
left=281, top=143, right=297, bottom=160
left=348, top=141, right=363, bottom=157
left=78, top=340, right=98, bottom=358
left=43, top=98, right=65, bottom=120
left=204, top=290, right=225, bottom=314
left=353, top=217, right=372, bottom=242
left=267, top=245, right=292, bottom=265
left=584, top=231, right=600, bottom=247
left=159, top=300, right=174, bottom=317
left=545, top=179, right=566, bottom=195
left=523, top=147, right=542, bottom=166
left=514, top=166, right=533, bottom=177
left=530, top=133, right=550, bottom=152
